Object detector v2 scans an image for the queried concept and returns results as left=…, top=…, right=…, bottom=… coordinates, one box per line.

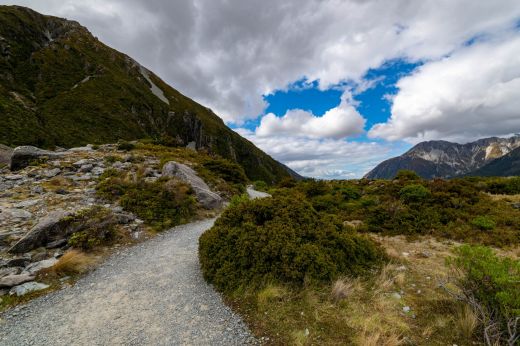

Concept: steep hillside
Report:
left=0, top=5, right=294, bottom=183
left=469, top=146, right=520, bottom=176
left=365, top=135, right=520, bottom=179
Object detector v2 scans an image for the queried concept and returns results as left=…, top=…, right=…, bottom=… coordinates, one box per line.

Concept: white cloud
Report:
left=369, top=33, right=520, bottom=143
left=256, top=92, right=365, bottom=139
left=235, top=129, right=402, bottom=179
left=2, top=0, right=519, bottom=123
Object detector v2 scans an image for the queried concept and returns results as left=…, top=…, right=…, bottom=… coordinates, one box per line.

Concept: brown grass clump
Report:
left=456, top=304, right=478, bottom=339
left=47, top=176, right=72, bottom=187
left=331, top=277, right=360, bottom=302
left=48, top=250, right=98, bottom=276
left=356, top=329, right=404, bottom=346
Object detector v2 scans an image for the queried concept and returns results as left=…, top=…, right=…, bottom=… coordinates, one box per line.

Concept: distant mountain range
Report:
left=0, top=6, right=297, bottom=183
left=365, top=135, right=520, bottom=179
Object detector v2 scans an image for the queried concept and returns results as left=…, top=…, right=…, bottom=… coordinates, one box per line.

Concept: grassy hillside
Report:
left=0, top=5, right=292, bottom=183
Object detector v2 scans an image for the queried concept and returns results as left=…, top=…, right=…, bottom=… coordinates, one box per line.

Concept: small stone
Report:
left=402, top=252, right=410, bottom=257
left=391, top=292, right=402, bottom=299
left=79, top=164, right=93, bottom=172
left=23, top=258, right=58, bottom=275
left=0, top=273, right=35, bottom=288
left=403, top=306, right=411, bottom=313
left=9, top=281, right=49, bottom=296
left=42, top=168, right=61, bottom=178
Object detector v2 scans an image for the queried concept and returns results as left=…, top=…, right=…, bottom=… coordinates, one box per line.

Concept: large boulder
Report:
left=10, top=146, right=62, bottom=171
left=0, top=144, right=13, bottom=166
left=8, top=210, right=72, bottom=253
left=162, top=161, right=222, bottom=209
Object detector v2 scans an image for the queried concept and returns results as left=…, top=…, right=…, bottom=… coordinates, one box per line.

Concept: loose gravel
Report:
left=0, top=218, right=257, bottom=345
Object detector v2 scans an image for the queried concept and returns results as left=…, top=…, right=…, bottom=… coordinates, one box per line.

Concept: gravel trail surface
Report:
left=0, top=218, right=257, bottom=345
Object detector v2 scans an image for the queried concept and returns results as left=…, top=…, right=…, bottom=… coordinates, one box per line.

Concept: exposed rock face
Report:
left=10, top=146, right=62, bottom=171
left=469, top=146, right=520, bottom=177
left=9, top=210, right=72, bottom=253
left=365, top=135, right=520, bottom=179
left=162, top=161, right=223, bottom=209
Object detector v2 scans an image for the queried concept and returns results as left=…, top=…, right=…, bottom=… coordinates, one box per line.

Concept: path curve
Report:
left=0, top=219, right=257, bottom=345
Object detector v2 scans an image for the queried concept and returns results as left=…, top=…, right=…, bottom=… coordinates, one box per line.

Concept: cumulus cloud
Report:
left=236, top=128, right=399, bottom=179
left=2, top=0, right=519, bottom=123
left=256, top=93, right=365, bottom=139
left=369, top=33, right=520, bottom=143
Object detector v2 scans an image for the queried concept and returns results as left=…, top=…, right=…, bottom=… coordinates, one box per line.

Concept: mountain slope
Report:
left=468, top=146, right=520, bottom=176
left=0, top=5, right=295, bottom=182
left=365, top=135, right=520, bottom=179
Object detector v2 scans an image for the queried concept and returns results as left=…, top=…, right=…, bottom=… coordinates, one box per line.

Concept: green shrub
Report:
left=228, top=193, right=250, bottom=208
left=202, top=158, right=248, bottom=185
left=485, top=177, right=520, bottom=195
left=448, top=245, right=520, bottom=344
left=117, top=141, right=135, bottom=151
left=399, top=184, right=431, bottom=203
left=199, top=194, right=385, bottom=292
left=471, top=216, right=496, bottom=230
left=253, top=180, right=268, bottom=192
left=395, top=170, right=421, bottom=181
left=97, top=173, right=197, bottom=230
left=67, top=207, right=119, bottom=250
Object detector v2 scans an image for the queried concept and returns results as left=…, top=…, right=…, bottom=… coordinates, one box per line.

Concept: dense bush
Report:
left=199, top=194, right=385, bottom=292
left=117, top=141, right=136, bottom=151
left=399, top=184, right=431, bottom=203
left=471, top=216, right=496, bottom=231
left=202, top=158, right=248, bottom=185
left=448, top=245, right=520, bottom=344
left=67, top=207, right=120, bottom=250
left=97, top=171, right=197, bottom=230
left=485, top=177, right=520, bottom=195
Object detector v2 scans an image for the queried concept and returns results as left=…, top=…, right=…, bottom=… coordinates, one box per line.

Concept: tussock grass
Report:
left=47, top=250, right=98, bottom=276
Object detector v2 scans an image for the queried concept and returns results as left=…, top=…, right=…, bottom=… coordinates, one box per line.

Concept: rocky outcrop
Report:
left=162, top=161, right=223, bottom=209
left=365, top=135, right=520, bottom=179
left=8, top=210, right=72, bottom=253
left=10, top=146, right=62, bottom=171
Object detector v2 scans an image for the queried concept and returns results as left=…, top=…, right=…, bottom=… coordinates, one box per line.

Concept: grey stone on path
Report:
left=0, top=218, right=257, bottom=345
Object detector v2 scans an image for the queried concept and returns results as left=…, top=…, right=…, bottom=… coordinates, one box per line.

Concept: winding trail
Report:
left=0, top=218, right=257, bottom=345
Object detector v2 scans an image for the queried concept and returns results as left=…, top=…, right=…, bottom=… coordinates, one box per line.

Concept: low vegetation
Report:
left=96, top=169, right=197, bottom=231
left=199, top=194, right=385, bottom=291
left=199, top=171, right=520, bottom=344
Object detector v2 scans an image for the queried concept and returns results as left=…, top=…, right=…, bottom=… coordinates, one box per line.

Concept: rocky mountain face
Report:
left=0, top=6, right=295, bottom=183
left=365, top=135, right=520, bottom=179
left=469, top=146, right=520, bottom=177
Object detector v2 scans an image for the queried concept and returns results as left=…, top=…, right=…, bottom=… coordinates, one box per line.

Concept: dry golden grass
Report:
left=47, top=250, right=98, bottom=276
left=487, top=193, right=520, bottom=203
left=257, top=285, right=287, bottom=307
left=356, top=329, right=404, bottom=346
left=331, top=277, right=360, bottom=302
left=456, top=304, right=478, bottom=339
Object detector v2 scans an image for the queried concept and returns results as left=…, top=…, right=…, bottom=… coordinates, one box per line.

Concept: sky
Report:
left=2, top=1, right=520, bottom=178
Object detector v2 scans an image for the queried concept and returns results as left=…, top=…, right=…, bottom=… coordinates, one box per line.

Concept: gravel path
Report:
left=0, top=218, right=257, bottom=345
left=246, top=187, right=271, bottom=199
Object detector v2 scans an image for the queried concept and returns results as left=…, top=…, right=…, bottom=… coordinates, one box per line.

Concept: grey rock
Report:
left=9, top=282, right=49, bottom=296
left=111, top=161, right=124, bottom=169
left=0, top=208, right=33, bottom=220
left=10, top=146, right=62, bottom=171
left=91, top=166, right=105, bottom=175
left=23, top=258, right=58, bottom=275
left=4, top=257, right=31, bottom=268
left=68, top=145, right=93, bottom=152
left=403, top=306, right=411, bottom=313
left=41, top=168, right=61, bottom=178
left=0, top=274, right=34, bottom=288
left=79, top=164, right=93, bottom=172
left=9, top=210, right=72, bottom=253
left=4, top=174, right=23, bottom=180
left=45, top=239, right=67, bottom=249
left=13, top=199, right=39, bottom=208
left=0, top=267, right=21, bottom=278
left=162, top=161, right=223, bottom=209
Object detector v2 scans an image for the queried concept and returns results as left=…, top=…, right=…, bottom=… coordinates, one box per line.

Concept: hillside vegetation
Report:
left=0, top=5, right=292, bottom=183
left=200, top=172, right=520, bottom=345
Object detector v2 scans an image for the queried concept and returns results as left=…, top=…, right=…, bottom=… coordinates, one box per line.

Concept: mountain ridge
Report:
left=0, top=5, right=296, bottom=183
left=365, top=135, right=520, bottom=179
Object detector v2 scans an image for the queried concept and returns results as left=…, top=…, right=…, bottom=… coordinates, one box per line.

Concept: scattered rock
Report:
left=23, top=258, right=58, bottom=275
left=0, top=208, right=33, bottom=220
left=13, top=199, right=39, bottom=208
left=46, top=239, right=67, bottom=249
left=3, top=257, right=31, bottom=268
left=79, top=164, right=93, bottom=173
left=403, top=306, right=411, bottom=313
left=391, top=292, right=402, bottom=299
left=9, top=281, right=49, bottom=296
left=41, top=168, right=61, bottom=178
left=9, top=210, right=72, bottom=253
left=0, top=267, right=21, bottom=278
left=0, top=273, right=34, bottom=288
left=162, top=161, right=223, bottom=209
left=10, top=146, right=62, bottom=171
